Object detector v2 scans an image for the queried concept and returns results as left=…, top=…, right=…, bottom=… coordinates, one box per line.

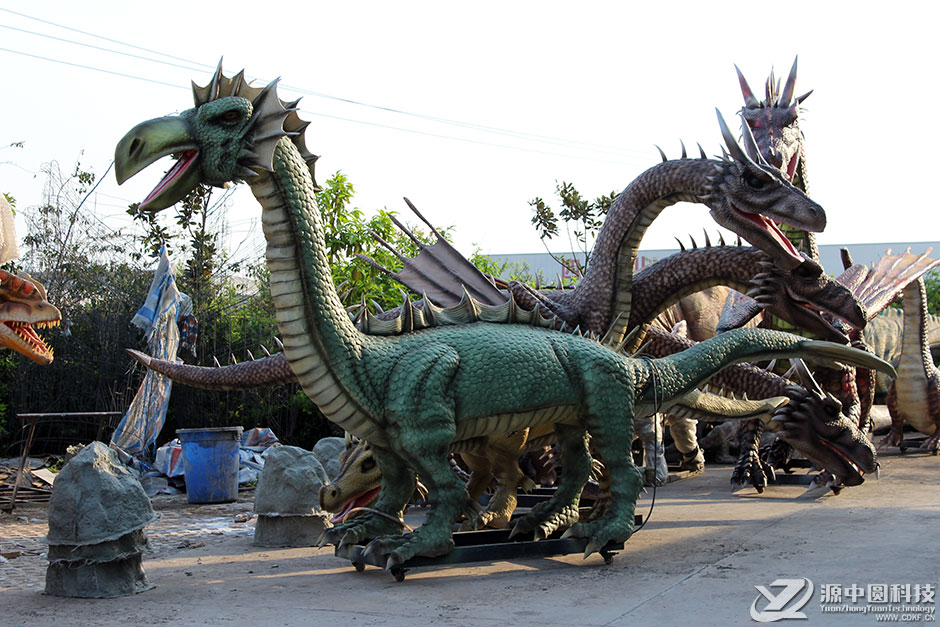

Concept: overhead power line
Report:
left=0, top=7, right=652, bottom=161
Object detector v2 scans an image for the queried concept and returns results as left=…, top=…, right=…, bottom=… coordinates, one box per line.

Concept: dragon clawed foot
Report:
left=316, top=513, right=405, bottom=548
left=509, top=502, right=580, bottom=540
left=561, top=518, right=634, bottom=559
left=877, top=429, right=905, bottom=452
left=459, top=507, right=513, bottom=531
left=362, top=531, right=456, bottom=570
left=731, top=451, right=774, bottom=493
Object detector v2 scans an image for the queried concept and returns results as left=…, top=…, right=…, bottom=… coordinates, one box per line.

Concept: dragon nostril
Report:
left=129, top=138, right=142, bottom=157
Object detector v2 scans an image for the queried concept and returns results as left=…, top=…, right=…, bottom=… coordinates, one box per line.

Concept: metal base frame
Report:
left=334, top=526, right=630, bottom=582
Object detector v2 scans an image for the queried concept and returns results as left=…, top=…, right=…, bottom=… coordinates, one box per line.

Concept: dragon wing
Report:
left=836, top=248, right=940, bottom=321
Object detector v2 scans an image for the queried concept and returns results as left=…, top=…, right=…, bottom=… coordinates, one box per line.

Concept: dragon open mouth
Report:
left=1, top=319, right=57, bottom=364
left=330, top=487, right=381, bottom=524
left=140, top=150, right=199, bottom=210
left=817, top=437, right=864, bottom=484
left=735, top=208, right=804, bottom=265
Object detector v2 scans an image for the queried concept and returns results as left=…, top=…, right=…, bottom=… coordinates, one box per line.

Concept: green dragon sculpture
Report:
left=114, top=65, right=895, bottom=567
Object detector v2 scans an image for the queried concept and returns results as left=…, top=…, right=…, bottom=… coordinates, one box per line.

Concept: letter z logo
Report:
left=750, top=578, right=814, bottom=622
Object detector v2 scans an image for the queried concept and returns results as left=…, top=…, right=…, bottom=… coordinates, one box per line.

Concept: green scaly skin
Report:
left=114, top=66, right=897, bottom=567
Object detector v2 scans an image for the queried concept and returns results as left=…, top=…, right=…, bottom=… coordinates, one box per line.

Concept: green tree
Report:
left=529, top=181, right=617, bottom=278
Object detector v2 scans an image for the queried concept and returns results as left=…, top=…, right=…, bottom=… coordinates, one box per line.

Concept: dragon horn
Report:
left=655, top=145, right=668, bottom=162
left=680, top=140, right=687, bottom=159
left=796, top=89, right=813, bottom=105
left=734, top=64, right=760, bottom=108
left=738, top=112, right=770, bottom=167
left=716, top=109, right=754, bottom=166
left=779, top=56, right=799, bottom=107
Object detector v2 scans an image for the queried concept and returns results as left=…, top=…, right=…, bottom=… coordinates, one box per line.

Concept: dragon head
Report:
left=115, top=62, right=317, bottom=209
left=703, top=110, right=824, bottom=270
left=770, top=385, right=876, bottom=487
left=746, top=259, right=868, bottom=343
left=0, top=270, right=61, bottom=364
left=735, top=57, right=812, bottom=189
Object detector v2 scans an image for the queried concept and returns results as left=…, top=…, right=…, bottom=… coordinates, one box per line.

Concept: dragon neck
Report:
left=900, top=278, right=936, bottom=376
left=567, top=159, right=711, bottom=341
left=249, top=137, right=380, bottom=439
left=641, top=328, right=805, bottom=406
left=626, top=247, right=766, bottom=330
left=781, top=147, right=819, bottom=262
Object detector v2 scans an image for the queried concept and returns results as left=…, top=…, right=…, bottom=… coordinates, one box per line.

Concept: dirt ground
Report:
left=1, top=447, right=938, bottom=626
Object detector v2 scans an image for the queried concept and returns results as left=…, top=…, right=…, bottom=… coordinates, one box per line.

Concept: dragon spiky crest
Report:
left=192, top=61, right=318, bottom=181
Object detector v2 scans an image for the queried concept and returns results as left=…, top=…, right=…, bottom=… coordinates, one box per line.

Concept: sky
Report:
left=1, top=1, right=938, bottom=271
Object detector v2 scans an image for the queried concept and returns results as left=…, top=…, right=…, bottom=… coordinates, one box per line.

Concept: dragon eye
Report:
left=743, top=169, right=768, bottom=189
left=217, top=110, right=241, bottom=123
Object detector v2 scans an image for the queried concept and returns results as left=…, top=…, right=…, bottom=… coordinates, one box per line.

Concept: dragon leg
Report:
left=460, top=429, right=534, bottom=530
left=318, top=445, right=416, bottom=547
left=923, top=425, right=940, bottom=454
left=731, top=418, right=774, bottom=492
left=560, top=394, right=643, bottom=557
left=510, top=423, right=592, bottom=540
left=361, top=345, right=476, bottom=569
left=878, top=383, right=906, bottom=450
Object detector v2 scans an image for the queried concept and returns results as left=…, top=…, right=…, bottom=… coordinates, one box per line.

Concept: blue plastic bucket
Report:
left=177, top=427, right=243, bottom=504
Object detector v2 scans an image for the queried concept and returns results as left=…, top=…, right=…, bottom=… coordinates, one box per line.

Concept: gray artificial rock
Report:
left=252, top=445, right=331, bottom=547
left=253, top=445, right=328, bottom=517
left=45, top=553, right=152, bottom=598
left=44, top=441, right=156, bottom=597
left=312, top=436, right=345, bottom=481
left=47, top=442, right=158, bottom=546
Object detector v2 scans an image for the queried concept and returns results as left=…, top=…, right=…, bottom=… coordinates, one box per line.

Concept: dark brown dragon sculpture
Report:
left=724, top=58, right=939, bottom=490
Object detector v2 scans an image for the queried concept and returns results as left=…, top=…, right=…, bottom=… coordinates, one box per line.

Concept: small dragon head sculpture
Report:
left=115, top=62, right=317, bottom=210
left=0, top=270, right=61, bottom=364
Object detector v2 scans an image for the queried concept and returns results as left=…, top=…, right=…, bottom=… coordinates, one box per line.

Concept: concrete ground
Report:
left=1, top=446, right=938, bottom=626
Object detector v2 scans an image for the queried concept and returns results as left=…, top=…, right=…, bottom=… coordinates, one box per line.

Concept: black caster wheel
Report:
left=352, top=561, right=365, bottom=573
left=601, top=550, right=615, bottom=565
left=391, top=567, right=407, bottom=583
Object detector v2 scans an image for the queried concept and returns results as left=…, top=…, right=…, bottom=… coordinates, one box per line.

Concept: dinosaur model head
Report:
left=319, top=437, right=382, bottom=524
left=770, top=385, right=876, bottom=487
left=747, top=258, right=867, bottom=343
left=0, top=270, right=61, bottom=364
left=735, top=57, right=811, bottom=189
left=115, top=63, right=317, bottom=210
left=705, top=109, right=823, bottom=270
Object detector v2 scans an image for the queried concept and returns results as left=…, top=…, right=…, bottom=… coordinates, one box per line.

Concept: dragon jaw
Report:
left=0, top=271, right=61, bottom=364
